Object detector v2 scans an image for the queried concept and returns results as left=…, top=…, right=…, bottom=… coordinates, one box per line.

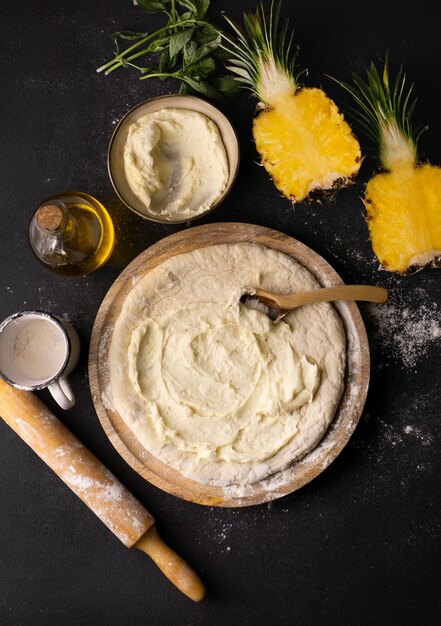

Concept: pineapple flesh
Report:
left=221, top=4, right=361, bottom=203
left=366, top=163, right=441, bottom=272
left=339, top=61, right=441, bottom=273
left=254, top=87, right=361, bottom=201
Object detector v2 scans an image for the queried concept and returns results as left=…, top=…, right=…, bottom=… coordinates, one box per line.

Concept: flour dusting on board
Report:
left=97, top=324, right=114, bottom=409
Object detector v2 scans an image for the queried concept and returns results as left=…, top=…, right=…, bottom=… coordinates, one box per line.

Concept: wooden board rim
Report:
left=88, top=223, right=370, bottom=507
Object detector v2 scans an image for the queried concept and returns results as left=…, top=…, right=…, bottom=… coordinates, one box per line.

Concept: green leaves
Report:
left=184, top=36, right=220, bottom=66
left=214, top=75, right=241, bottom=98
left=136, top=0, right=171, bottom=13
left=159, top=48, right=170, bottom=72
left=169, top=27, right=194, bottom=59
left=331, top=58, right=422, bottom=150
left=180, top=72, right=240, bottom=101
left=111, top=30, right=148, bottom=55
left=183, top=77, right=222, bottom=99
left=176, top=0, right=209, bottom=16
left=137, top=0, right=208, bottom=18
left=98, top=0, right=240, bottom=102
left=194, top=0, right=210, bottom=17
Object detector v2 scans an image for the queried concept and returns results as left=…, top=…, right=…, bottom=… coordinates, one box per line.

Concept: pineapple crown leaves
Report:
left=219, top=1, right=302, bottom=104
left=331, top=57, right=428, bottom=167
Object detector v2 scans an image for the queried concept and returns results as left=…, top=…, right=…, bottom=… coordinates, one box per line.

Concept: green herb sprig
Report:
left=97, top=0, right=239, bottom=101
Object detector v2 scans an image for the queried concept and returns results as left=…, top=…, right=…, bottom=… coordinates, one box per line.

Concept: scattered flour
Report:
left=325, top=233, right=376, bottom=269
left=402, top=424, right=433, bottom=447
left=200, top=503, right=292, bottom=556
left=356, top=386, right=436, bottom=492
left=367, top=299, right=441, bottom=368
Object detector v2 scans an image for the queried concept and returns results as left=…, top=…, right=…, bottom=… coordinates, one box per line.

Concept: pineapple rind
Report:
left=365, top=163, right=441, bottom=273
left=253, top=87, right=361, bottom=202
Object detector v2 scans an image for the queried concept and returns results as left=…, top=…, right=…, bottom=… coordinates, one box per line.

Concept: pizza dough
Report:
left=108, top=243, right=346, bottom=487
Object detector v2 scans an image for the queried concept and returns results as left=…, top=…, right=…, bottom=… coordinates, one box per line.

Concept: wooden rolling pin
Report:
left=0, top=379, right=205, bottom=602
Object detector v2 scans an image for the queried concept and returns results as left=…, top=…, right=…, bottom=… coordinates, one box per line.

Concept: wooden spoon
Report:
left=242, top=285, right=388, bottom=321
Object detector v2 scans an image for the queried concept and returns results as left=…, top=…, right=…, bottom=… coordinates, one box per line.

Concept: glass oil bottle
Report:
left=28, top=192, right=115, bottom=276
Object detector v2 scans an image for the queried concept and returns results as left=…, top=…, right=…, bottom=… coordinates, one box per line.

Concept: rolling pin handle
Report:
left=135, top=525, right=205, bottom=602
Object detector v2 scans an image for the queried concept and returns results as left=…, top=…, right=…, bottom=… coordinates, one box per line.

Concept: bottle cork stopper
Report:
left=37, top=204, right=64, bottom=230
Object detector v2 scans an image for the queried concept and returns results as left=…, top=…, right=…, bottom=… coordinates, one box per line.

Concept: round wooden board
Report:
left=89, top=223, right=370, bottom=507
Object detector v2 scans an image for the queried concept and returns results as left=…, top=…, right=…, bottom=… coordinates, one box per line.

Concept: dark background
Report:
left=1, top=0, right=440, bottom=624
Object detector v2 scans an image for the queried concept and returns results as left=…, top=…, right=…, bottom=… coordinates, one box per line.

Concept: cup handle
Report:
left=48, top=377, right=75, bottom=410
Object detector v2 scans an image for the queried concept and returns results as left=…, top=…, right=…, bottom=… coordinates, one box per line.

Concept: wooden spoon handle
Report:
left=136, top=525, right=205, bottom=602
left=259, top=285, right=388, bottom=309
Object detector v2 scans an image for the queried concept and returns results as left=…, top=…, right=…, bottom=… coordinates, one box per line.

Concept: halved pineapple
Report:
left=221, top=4, right=361, bottom=203
left=254, top=88, right=361, bottom=200
left=366, top=164, right=441, bottom=272
left=338, top=60, right=441, bottom=273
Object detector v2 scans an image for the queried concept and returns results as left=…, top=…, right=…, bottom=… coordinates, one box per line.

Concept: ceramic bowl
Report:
left=108, top=94, right=240, bottom=224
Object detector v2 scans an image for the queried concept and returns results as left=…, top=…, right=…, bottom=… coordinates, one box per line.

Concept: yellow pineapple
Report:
left=221, top=3, right=361, bottom=202
left=338, top=60, right=441, bottom=273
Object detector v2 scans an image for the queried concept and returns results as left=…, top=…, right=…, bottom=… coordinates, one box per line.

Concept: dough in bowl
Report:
left=108, top=243, right=346, bottom=487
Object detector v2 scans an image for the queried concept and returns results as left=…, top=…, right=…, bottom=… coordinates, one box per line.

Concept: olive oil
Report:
left=29, top=192, right=114, bottom=276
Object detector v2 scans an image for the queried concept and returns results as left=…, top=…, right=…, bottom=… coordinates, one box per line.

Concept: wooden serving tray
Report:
left=89, top=223, right=369, bottom=507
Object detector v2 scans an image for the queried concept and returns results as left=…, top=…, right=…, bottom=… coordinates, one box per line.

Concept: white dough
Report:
left=123, top=108, right=229, bottom=220
left=108, top=243, right=346, bottom=487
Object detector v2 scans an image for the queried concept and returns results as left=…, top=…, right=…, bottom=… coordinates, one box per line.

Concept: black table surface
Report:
left=1, top=1, right=440, bottom=624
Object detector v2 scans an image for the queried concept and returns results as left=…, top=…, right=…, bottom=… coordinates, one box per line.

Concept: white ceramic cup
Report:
left=0, top=311, right=80, bottom=410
